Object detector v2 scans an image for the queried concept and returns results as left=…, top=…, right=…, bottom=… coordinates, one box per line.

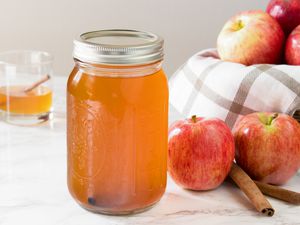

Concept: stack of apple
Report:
left=217, top=0, right=300, bottom=66
left=168, top=0, right=300, bottom=192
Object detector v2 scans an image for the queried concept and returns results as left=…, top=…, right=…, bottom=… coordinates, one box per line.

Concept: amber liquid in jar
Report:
left=67, top=62, right=168, bottom=214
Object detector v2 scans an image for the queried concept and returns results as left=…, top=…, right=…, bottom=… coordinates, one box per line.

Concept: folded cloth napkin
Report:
left=169, top=49, right=300, bottom=128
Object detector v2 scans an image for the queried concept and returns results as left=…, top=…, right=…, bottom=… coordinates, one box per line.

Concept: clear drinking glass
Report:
left=0, top=50, right=54, bottom=125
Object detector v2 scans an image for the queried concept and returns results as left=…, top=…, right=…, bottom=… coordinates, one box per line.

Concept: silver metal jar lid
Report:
left=73, top=29, right=164, bottom=65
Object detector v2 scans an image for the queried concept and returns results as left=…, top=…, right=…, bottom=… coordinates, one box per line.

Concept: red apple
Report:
left=266, top=0, right=300, bottom=36
left=168, top=116, right=235, bottom=191
left=217, top=10, right=285, bottom=66
left=233, top=112, right=300, bottom=185
left=285, top=24, right=300, bottom=65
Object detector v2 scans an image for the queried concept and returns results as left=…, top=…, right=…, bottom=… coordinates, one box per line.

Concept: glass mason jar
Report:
left=67, top=30, right=169, bottom=215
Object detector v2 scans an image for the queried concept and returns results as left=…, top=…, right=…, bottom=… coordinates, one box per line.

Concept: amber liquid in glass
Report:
left=67, top=66, right=168, bottom=214
left=0, top=86, right=52, bottom=114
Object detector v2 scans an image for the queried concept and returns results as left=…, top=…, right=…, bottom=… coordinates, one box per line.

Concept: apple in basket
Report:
left=285, top=25, right=300, bottom=65
left=168, top=116, right=235, bottom=191
left=233, top=112, right=300, bottom=185
left=266, top=0, right=300, bottom=36
left=217, top=10, right=285, bottom=65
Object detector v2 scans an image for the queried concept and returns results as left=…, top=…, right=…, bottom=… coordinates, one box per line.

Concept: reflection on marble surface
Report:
left=0, top=77, right=299, bottom=225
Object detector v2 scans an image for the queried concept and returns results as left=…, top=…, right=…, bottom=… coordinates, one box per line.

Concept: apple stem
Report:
left=237, top=20, right=244, bottom=30
left=267, top=113, right=278, bottom=126
left=191, top=115, right=197, bottom=123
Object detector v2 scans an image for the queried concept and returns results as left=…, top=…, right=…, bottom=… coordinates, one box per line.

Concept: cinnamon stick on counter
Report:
left=255, top=181, right=300, bottom=205
left=229, top=163, right=275, bottom=217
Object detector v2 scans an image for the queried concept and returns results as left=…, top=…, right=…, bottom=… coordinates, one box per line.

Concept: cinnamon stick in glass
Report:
left=24, top=74, right=50, bottom=92
left=229, top=163, right=275, bottom=217
left=255, top=180, right=300, bottom=205
left=0, top=75, right=51, bottom=107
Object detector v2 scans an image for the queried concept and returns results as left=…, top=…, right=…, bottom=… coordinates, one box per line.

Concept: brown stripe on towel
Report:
left=257, top=66, right=300, bottom=95
left=183, top=65, right=255, bottom=116
left=182, top=61, right=222, bottom=115
left=256, top=65, right=300, bottom=117
left=225, top=65, right=268, bottom=128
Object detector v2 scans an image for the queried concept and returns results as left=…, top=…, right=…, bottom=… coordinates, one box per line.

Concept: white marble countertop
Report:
left=0, top=77, right=299, bottom=225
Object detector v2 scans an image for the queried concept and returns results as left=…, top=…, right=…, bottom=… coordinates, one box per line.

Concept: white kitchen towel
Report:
left=169, top=49, right=300, bottom=128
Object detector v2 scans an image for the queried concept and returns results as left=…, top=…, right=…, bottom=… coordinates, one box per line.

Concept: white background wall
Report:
left=1, top=0, right=269, bottom=76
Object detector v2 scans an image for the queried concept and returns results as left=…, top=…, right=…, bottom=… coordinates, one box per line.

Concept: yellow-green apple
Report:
left=285, top=25, right=300, bottom=65
left=267, top=0, right=300, bottom=36
left=233, top=112, right=300, bottom=185
left=168, top=116, right=235, bottom=191
left=217, top=10, right=285, bottom=66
